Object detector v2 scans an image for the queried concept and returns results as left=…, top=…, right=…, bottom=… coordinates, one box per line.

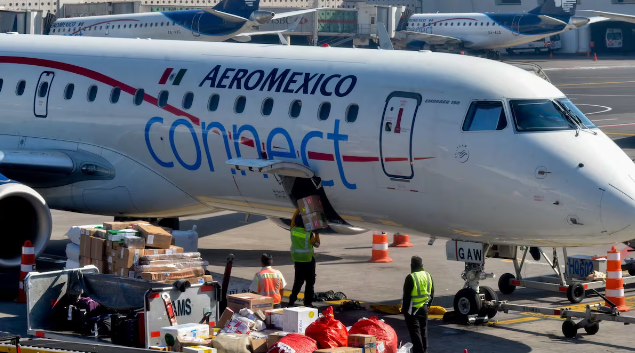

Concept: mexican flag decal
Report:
left=159, top=68, right=187, bottom=85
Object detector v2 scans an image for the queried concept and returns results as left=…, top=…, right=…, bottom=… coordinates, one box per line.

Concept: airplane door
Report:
left=105, top=24, right=110, bottom=36
left=34, top=71, right=54, bottom=118
left=379, top=91, right=422, bottom=179
left=511, top=15, right=522, bottom=36
left=192, top=12, right=203, bottom=37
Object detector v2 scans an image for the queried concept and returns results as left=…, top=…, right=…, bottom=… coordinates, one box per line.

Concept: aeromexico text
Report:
left=199, top=65, right=357, bottom=97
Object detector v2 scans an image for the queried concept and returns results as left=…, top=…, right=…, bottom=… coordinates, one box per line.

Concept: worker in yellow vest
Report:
left=288, top=208, right=320, bottom=307
left=402, top=256, right=434, bottom=353
left=249, top=253, right=287, bottom=308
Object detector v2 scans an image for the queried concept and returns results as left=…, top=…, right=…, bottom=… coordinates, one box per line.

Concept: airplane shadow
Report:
left=611, top=136, right=635, bottom=150
left=181, top=212, right=268, bottom=238
left=198, top=248, right=342, bottom=267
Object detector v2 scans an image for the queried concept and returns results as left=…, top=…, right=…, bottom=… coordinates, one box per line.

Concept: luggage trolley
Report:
left=497, top=247, right=635, bottom=303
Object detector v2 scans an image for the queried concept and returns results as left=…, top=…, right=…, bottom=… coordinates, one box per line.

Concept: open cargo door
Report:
left=226, top=158, right=366, bottom=235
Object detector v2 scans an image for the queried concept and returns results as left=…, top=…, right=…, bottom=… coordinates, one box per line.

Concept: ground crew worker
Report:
left=288, top=208, right=320, bottom=307
left=249, top=253, right=287, bottom=308
left=402, top=256, right=434, bottom=353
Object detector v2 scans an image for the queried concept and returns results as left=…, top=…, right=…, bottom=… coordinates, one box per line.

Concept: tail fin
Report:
left=529, top=0, right=577, bottom=17
left=213, top=0, right=259, bottom=14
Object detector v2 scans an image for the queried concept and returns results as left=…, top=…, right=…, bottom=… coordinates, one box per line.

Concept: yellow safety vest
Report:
left=410, top=271, right=432, bottom=308
left=290, top=227, right=314, bottom=262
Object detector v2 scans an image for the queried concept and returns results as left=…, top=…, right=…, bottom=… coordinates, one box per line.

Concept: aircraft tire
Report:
left=478, top=286, right=498, bottom=319
left=562, top=320, right=577, bottom=338
left=584, top=322, right=600, bottom=335
left=454, top=288, right=481, bottom=317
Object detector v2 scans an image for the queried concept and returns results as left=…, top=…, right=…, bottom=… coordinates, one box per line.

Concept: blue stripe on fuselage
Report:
left=160, top=10, right=248, bottom=36
left=484, top=13, right=567, bottom=36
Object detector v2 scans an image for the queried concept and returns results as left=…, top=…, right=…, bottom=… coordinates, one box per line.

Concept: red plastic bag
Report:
left=305, top=306, right=348, bottom=348
left=349, top=317, right=398, bottom=353
left=268, top=334, right=317, bottom=353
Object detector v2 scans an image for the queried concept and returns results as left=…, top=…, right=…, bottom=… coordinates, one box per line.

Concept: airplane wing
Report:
left=376, top=22, right=394, bottom=50
left=272, top=8, right=323, bottom=19
left=235, top=13, right=305, bottom=41
left=396, top=31, right=465, bottom=46
left=579, top=10, right=628, bottom=24
left=203, top=9, right=248, bottom=22
left=537, top=15, right=567, bottom=26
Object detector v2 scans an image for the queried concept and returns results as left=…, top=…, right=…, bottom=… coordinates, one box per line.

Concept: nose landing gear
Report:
left=452, top=256, right=498, bottom=322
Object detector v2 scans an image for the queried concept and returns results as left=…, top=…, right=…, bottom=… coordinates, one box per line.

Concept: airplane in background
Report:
left=48, top=0, right=315, bottom=43
left=2, top=33, right=635, bottom=320
left=394, top=0, right=607, bottom=59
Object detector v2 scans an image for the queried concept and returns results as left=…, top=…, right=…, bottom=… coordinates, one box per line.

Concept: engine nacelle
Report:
left=0, top=175, right=52, bottom=267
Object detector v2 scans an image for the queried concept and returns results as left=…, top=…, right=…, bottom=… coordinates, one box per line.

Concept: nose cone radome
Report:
left=601, top=175, right=635, bottom=237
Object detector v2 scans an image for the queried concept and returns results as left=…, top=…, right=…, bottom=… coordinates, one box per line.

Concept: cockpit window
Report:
left=510, top=99, right=596, bottom=132
left=556, top=98, right=596, bottom=129
left=462, top=101, right=507, bottom=131
left=510, top=99, right=575, bottom=132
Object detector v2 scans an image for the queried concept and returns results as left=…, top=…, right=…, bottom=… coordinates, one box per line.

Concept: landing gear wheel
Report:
left=562, top=320, right=577, bottom=338
left=584, top=323, right=600, bottom=335
left=629, top=269, right=635, bottom=276
left=454, top=288, right=482, bottom=318
left=478, top=286, right=498, bottom=319
left=567, top=283, right=586, bottom=304
left=158, top=217, right=180, bottom=231
left=498, top=273, right=516, bottom=295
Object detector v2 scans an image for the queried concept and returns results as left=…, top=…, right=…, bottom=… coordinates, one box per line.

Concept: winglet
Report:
left=376, top=22, right=393, bottom=50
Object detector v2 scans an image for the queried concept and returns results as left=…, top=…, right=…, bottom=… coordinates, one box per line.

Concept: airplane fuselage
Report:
left=2, top=35, right=635, bottom=248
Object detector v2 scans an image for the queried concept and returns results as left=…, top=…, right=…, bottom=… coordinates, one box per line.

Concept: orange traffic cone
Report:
left=15, top=240, right=35, bottom=303
left=594, top=53, right=598, bottom=61
left=606, top=246, right=630, bottom=312
left=460, top=50, right=465, bottom=55
left=549, top=51, right=553, bottom=59
left=390, top=232, right=413, bottom=247
left=587, top=51, right=590, bottom=58
left=369, top=231, right=392, bottom=263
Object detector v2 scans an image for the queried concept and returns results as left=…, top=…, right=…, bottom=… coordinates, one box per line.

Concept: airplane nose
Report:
left=570, top=16, right=590, bottom=28
left=601, top=175, right=635, bottom=235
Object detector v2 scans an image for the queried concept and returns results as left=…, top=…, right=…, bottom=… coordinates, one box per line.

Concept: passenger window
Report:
left=182, top=92, right=194, bottom=110
left=318, top=102, right=331, bottom=121
left=235, top=96, right=246, bottom=114
left=134, top=88, right=145, bottom=106
left=110, top=87, right=121, bottom=104
left=346, top=104, right=359, bottom=123
left=38, top=81, right=49, bottom=98
left=64, top=83, right=74, bottom=100
left=289, top=100, right=302, bottom=118
left=261, top=98, right=274, bottom=116
left=158, top=90, right=169, bottom=108
left=462, top=101, right=507, bottom=131
left=87, top=85, right=98, bottom=102
left=15, top=80, right=25, bottom=96
left=208, top=94, right=220, bottom=111
left=0, top=78, right=3, bottom=92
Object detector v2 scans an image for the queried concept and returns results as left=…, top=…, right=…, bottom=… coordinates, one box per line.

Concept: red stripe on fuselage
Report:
left=0, top=56, right=200, bottom=126
left=65, top=18, right=141, bottom=35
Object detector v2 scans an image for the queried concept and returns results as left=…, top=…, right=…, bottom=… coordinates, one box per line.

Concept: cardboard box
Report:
left=124, top=235, right=145, bottom=249
left=106, top=240, right=124, bottom=252
left=183, top=347, right=215, bottom=353
left=227, top=293, right=274, bottom=313
left=93, top=229, right=108, bottom=239
left=315, top=348, right=363, bottom=353
left=119, top=248, right=144, bottom=268
left=114, top=266, right=135, bottom=278
left=265, top=309, right=284, bottom=329
left=80, top=227, right=103, bottom=237
left=301, top=212, right=328, bottom=232
left=137, top=224, right=173, bottom=249
left=144, top=249, right=166, bottom=255
left=91, top=237, right=106, bottom=260
left=149, top=346, right=169, bottom=351
left=250, top=338, right=267, bottom=353
left=216, top=308, right=235, bottom=328
left=80, top=234, right=92, bottom=258
left=166, top=245, right=184, bottom=254
left=79, top=256, right=91, bottom=266
left=159, top=323, right=210, bottom=346
left=297, top=195, right=323, bottom=215
left=92, top=259, right=106, bottom=274
left=107, top=229, right=138, bottom=242
left=106, top=249, right=117, bottom=264
left=163, top=275, right=213, bottom=285
left=107, top=263, right=115, bottom=274
left=267, top=332, right=302, bottom=348
left=282, top=307, right=318, bottom=334
left=348, top=335, right=377, bottom=353
left=141, top=267, right=206, bottom=281
left=103, top=221, right=146, bottom=230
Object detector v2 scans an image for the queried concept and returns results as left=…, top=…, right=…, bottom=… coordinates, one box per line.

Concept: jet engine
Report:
left=0, top=176, right=52, bottom=267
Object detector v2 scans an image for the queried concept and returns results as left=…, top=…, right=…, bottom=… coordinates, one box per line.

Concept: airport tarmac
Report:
left=3, top=56, right=635, bottom=352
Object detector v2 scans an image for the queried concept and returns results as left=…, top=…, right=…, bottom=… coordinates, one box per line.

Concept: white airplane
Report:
left=2, top=33, right=635, bottom=320
left=48, top=0, right=315, bottom=43
left=395, top=0, right=606, bottom=59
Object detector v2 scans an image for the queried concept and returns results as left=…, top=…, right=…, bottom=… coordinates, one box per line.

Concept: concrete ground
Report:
left=4, top=55, right=635, bottom=352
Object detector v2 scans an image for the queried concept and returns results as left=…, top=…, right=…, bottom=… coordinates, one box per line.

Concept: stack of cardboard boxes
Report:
left=78, top=221, right=210, bottom=284
left=297, top=196, right=328, bottom=231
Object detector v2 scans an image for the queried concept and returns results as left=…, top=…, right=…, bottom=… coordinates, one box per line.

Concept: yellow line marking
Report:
left=557, top=80, right=635, bottom=87
left=605, top=132, right=635, bottom=136
left=452, top=230, right=483, bottom=237
left=493, top=317, right=541, bottom=325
